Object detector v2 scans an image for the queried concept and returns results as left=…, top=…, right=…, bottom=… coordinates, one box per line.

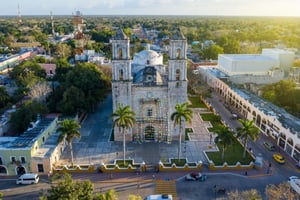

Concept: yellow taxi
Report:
left=273, top=153, right=285, bottom=164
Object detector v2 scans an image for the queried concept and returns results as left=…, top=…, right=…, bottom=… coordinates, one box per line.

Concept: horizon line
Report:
left=0, top=14, right=300, bottom=18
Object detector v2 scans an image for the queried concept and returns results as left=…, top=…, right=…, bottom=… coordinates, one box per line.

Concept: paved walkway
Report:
left=57, top=93, right=272, bottom=179
left=58, top=94, right=219, bottom=167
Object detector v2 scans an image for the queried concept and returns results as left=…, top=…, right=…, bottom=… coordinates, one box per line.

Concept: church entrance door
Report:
left=144, top=126, right=155, bottom=141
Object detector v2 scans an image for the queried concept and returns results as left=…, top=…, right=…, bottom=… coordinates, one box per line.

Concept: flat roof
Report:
left=5, top=117, right=56, bottom=149
left=231, top=85, right=300, bottom=135
left=219, top=54, right=276, bottom=62
left=204, top=67, right=300, bottom=134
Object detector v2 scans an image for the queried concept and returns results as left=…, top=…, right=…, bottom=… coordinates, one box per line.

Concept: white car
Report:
left=288, top=176, right=299, bottom=182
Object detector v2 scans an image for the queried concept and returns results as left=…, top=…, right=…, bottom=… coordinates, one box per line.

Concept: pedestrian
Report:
left=152, top=174, right=155, bottom=180
left=244, top=171, right=248, bottom=176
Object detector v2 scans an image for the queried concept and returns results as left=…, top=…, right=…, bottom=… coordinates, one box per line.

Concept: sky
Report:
left=1, top=0, right=300, bottom=17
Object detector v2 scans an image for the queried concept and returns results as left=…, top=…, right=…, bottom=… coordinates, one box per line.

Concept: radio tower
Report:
left=18, top=4, right=22, bottom=25
left=50, top=11, right=55, bottom=36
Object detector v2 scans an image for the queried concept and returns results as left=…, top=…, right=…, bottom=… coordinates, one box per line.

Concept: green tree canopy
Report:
left=58, top=119, right=81, bottom=166
left=201, top=44, right=224, bottom=60
left=9, top=100, right=48, bottom=135
left=171, top=102, right=193, bottom=159
left=214, top=125, right=235, bottom=161
left=0, top=87, right=11, bottom=109
left=9, top=61, right=46, bottom=88
left=236, top=119, right=259, bottom=158
left=43, top=173, right=93, bottom=200
left=112, top=103, right=136, bottom=165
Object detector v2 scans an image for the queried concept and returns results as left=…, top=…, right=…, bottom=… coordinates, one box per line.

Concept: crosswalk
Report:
left=155, top=180, right=177, bottom=199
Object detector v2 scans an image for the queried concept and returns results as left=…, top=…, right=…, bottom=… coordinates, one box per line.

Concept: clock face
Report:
left=146, top=75, right=153, bottom=82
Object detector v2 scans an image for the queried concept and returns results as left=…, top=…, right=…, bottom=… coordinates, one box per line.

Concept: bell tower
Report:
left=111, top=28, right=132, bottom=113
left=168, top=29, right=188, bottom=139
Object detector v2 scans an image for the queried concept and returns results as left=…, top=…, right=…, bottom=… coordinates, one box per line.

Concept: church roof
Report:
left=133, top=49, right=163, bottom=67
left=171, top=29, right=186, bottom=40
left=111, top=28, right=128, bottom=40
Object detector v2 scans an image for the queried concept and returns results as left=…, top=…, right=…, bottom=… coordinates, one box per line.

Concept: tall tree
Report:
left=227, top=189, right=262, bottom=200
left=265, top=182, right=299, bottom=200
left=43, top=173, right=93, bottom=200
left=214, top=125, right=235, bottom=161
left=58, top=119, right=81, bottom=166
left=237, top=119, right=260, bottom=158
left=0, top=87, right=10, bottom=109
left=171, top=102, right=193, bottom=160
left=112, top=103, right=136, bottom=165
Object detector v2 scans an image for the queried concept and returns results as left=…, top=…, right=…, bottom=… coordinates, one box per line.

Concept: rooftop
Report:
left=205, top=67, right=300, bottom=134
left=2, top=117, right=56, bottom=149
left=219, top=54, right=276, bottom=62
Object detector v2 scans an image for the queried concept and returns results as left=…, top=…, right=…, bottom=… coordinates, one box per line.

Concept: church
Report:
left=111, top=29, right=188, bottom=143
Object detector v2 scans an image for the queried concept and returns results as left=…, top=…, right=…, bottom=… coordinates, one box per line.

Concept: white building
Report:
left=200, top=66, right=300, bottom=163
left=217, top=48, right=295, bottom=84
left=111, top=29, right=187, bottom=142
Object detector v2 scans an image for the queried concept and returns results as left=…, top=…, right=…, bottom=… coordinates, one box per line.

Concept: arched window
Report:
left=118, top=48, right=123, bottom=60
left=147, top=108, right=153, bottom=117
left=176, top=69, right=180, bottom=80
left=176, top=48, right=181, bottom=59
left=119, top=69, right=124, bottom=80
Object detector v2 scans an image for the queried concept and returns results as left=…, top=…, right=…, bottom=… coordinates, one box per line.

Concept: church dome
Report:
left=133, top=49, right=163, bottom=66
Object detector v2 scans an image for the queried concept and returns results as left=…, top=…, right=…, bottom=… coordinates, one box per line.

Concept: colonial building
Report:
left=200, top=66, right=300, bottom=163
left=0, top=116, right=65, bottom=175
left=111, top=29, right=187, bottom=143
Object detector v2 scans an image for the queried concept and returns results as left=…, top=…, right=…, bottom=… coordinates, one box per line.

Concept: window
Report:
left=176, top=48, right=181, bottom=59
left=11, top=156, right=16, bottom=163
left=147, top=108, right=153, bottom=117
left=176, top=69, right=180, bottom=80
left=119, top=69, right=124, bottom=80
left=37, top=164, right=44, bottom=173
left=0, top=157, right=2, bottom=165
left=118, top=48, right=123, bottom=59
left=147, top=60, right=150, bottom=65
left=21, top=157, right=26, bottom=164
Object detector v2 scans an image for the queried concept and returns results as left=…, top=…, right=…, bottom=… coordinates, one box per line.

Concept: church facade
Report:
left=111, top=29, right=188, bottom=143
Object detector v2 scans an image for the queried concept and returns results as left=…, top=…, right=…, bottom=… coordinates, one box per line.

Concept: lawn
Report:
left=206, top=140, right=254, bottom=165
left=200, top=113, right=223, bottom=132
left=188, top=96, right=206, bottom=108
left=185, top=128, right=193, bottom=140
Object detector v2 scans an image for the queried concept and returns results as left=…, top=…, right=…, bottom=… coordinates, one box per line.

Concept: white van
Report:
left=16, top=173, right=39, bottom=184
left=144, top=194, right=173, bottom=200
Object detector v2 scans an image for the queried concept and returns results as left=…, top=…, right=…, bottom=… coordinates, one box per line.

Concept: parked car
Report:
left=288, top=176, right=299, bottom=182
left=185, top=172, right=207, bottom=181
left=273, top=153, right=285, bottom=164
left=16, top=173, right=39, bottom=185
left=263, top=141, right=275, bottom=151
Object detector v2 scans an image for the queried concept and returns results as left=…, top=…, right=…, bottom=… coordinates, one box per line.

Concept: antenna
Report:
left=18, top=4, right=22, bottom=25
left=50, top=11, right=55, bottom=36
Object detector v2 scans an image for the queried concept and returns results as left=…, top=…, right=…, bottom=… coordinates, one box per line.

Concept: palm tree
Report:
left=214, top=125, right=235, bottom=161
left=236, top=119, right=260, bottom=158
left=58, top=119, right=81, bottom=166
left=112, top=103, right=136, bottom=166
left=171, top=102, right=193, bottom=160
